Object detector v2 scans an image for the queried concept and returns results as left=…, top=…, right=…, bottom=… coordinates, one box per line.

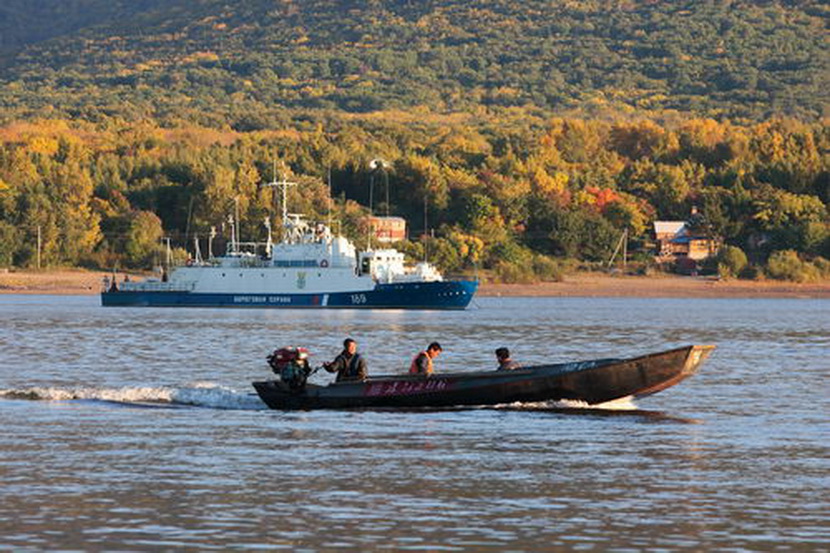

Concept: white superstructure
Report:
left=116, top=178, right=444, bottom=296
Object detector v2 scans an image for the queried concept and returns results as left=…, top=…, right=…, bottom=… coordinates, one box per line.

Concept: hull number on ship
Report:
left=350, top=293, right=368, bottom=305
left=233, top=296, right=291, bottom=304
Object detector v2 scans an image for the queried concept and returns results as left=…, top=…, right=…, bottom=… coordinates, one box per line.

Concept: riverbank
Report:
left=0, top=269, right=105, bottom=295
left=478, top=273, right=830, bottom=299
left=1, top=269, right=829, bottom=298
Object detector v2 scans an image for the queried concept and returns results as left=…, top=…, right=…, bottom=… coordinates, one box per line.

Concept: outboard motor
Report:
left=267, top=347, right=312, bottom=391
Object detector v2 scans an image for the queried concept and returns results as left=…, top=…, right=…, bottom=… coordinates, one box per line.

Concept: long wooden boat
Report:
left=252, top=345, right=714, bottom=410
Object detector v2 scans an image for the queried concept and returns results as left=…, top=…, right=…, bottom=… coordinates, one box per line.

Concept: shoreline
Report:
left=1, top=269, right=829, bottom=299
left=478, top=274, right=830, bottom=299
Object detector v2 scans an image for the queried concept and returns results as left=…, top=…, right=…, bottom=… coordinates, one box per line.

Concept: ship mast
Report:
left=262, top=166, right=297, bottom=244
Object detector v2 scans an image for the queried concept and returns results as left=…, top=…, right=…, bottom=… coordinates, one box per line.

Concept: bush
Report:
left=739, top=264, right=763, bottom=280
left=0, top=221, right=18, bottom=268
left=717, top=245, right=748, bottom=279
left=627, top=251, right=657, bottom=275
left=765, top=250, right=818, bottom=282
left=811, top=257, right=830, bottom=279
left=494, top=260, right=535, bottom=284
left=531, top=255, right=565, bottom=282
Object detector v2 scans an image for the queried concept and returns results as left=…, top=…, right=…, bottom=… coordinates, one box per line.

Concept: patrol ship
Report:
left=101, top=179, right=477, bottom=310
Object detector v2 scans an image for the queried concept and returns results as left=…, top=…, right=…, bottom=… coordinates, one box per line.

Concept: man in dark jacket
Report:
left=495, top=347, right=521, bottom=371
left=324, top=338, right=368, bottom=382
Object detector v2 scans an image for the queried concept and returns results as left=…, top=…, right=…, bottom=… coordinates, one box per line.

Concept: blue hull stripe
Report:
left=101, top=280, right=478, bottom=310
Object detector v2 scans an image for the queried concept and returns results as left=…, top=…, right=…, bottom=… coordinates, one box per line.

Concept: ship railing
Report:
left=272, top=259, right=322, bottom=268
left=121, top=280, right=196, bottom=292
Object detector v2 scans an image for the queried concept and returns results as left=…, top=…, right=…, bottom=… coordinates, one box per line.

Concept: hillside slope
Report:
left=0, top=0, right=172, bottom=51
left=1, top=0, right=828, bottom=124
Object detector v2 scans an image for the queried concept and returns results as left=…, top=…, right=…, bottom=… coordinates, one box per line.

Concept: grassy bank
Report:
left=1, top=269, right=829, bottom=299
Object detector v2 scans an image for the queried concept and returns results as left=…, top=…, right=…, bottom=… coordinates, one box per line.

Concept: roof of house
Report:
left=654, top=221, right=686, bottom=236
left=671, top=235, right=715, bottom=244
left=368, top=216, right=407, bottom=223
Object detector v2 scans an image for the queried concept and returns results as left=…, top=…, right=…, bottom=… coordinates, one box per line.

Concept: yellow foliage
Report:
left=182, top=51, right=220, bottom=64
left=679, top=118, right=728, bottom=149
left=27, top=135, right=60, bottom=156
left=574, top=189, right=596, bottom=208
left=532, top=167, right=569, bottom=198
left=448, top=230, right=485, bottom=264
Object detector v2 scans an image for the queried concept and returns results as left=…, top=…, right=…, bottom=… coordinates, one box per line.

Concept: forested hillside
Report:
left=1, top=117, right=828, bottom=281
left=1, top=0, right=827, bottom=123
left=0, top=1, right=170, bottom=52
left=0, top=1, right=828, bottom=281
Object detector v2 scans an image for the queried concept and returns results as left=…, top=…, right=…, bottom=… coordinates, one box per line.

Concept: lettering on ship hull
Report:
left=365, top=379, right=450, bottom=397
left=233, top=296, right=292, bottom=304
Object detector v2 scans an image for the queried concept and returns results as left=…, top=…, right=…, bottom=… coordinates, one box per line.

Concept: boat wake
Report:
left=2, top=386, right=697, bottom=422
left=492, top=396, right=638, bottom=411
left=493, top=397, right=699, bottom=423
left=0, top=382, right=266, bottom=410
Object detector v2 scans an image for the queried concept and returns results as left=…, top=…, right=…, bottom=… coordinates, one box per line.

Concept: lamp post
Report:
left=369, top=158, right=389, bottom=217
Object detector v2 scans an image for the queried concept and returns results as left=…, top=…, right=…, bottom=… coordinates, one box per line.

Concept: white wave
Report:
left=493, top=395, right=639, bottom=411
left=0, top=385, right=173, bottom=403
left=1, top=382, right=266, bottom=410
left=552, top=395, right=639, bottom=410
left=171, top=382, right=265, bottom=410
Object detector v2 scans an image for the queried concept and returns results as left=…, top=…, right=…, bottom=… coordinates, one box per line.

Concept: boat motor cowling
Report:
left=267, top=347, right=312, bottom=390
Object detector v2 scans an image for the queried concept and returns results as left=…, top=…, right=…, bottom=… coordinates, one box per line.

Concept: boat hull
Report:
left=252, top=345, right=714, bottom=410
left=101, top=279, right=478, bottom=309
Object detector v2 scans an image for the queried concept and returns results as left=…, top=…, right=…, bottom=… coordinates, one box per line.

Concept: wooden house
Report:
left=368, top=216, right=407, bottom=243
left=654, top=221, right=718, bottom=261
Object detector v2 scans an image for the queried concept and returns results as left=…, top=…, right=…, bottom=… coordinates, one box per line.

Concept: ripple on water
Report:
left=0, top=295, right=828, bottom=550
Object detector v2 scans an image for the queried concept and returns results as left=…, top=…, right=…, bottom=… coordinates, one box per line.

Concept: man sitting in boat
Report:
left=409, top=342, right=442, bottom=376
left=323, top=338, right=368, bottom=382
left=495, top=347, right=521, bottom=371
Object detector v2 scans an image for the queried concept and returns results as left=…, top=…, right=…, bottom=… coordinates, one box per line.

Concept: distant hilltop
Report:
left=1, top=0, right=828, bottom=124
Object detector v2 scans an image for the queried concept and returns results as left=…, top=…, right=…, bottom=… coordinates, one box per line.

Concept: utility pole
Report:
left=36, top=225, right=41, bottom=269
left=423, top=196, right=428, bottom=263
left=607, top=228, right=628, bottom=271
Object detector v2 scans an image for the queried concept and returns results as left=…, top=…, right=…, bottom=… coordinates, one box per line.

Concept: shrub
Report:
left=765, top=250, right=818, bottom=282
left=531, top=255, right=565, bottom=282
left=717, top=245, right=748, bottom=279
left=739, top=264, right=763, bottom=280
left=812, top=257, right=830, bottom=279
left=494, top=260, right=535, bottom=284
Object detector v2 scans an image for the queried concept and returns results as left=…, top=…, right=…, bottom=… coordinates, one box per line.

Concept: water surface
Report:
left=1, top=296, right=827, bottom=551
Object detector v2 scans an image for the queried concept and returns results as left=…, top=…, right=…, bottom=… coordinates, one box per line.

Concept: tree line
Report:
left=0, top=116, right=827, bottom=282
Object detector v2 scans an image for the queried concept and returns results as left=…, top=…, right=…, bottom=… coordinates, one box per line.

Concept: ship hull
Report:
left=101, top=279, right=478, bottom=309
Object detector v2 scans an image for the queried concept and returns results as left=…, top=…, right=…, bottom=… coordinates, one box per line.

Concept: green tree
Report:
left=717, top=245, right=748, bottom=279
left=125, top=211, right=163, bottom=268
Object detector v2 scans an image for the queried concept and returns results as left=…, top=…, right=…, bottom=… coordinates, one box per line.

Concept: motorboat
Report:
left=252, top=345, right=714, bottom=410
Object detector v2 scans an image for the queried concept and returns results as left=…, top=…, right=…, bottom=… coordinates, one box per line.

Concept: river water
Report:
left=0, top=295, right=827, bottom=552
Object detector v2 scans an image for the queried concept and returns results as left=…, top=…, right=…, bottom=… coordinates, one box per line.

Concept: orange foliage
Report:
left=584, top=186, right=620, bottom=212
